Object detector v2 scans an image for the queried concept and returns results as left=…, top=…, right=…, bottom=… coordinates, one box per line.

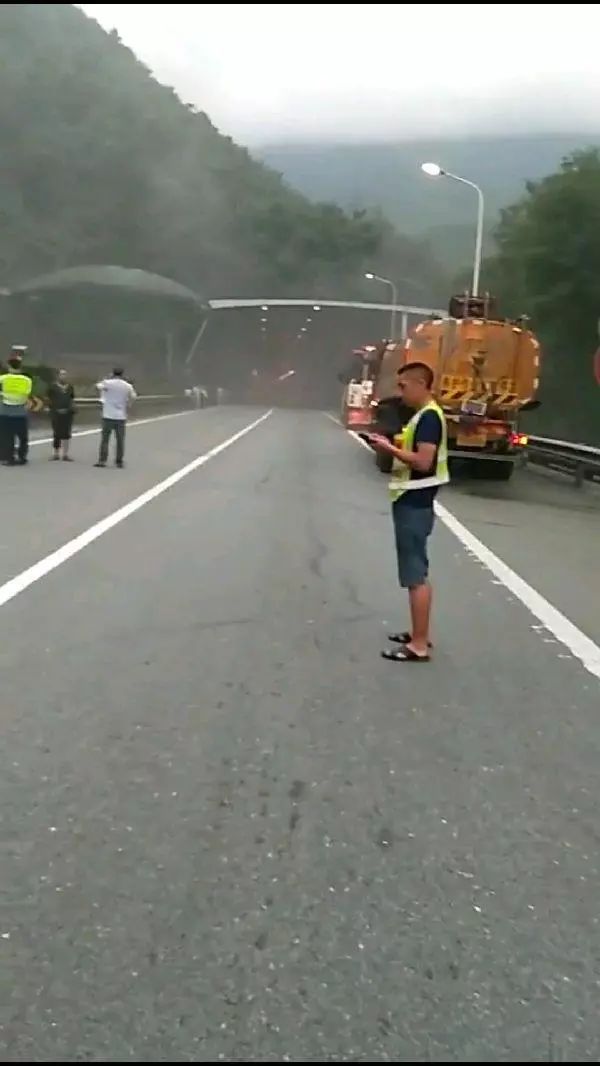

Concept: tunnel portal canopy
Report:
left=7, top=264, right=207, bottom=307
left=9, top=265, right=207, bottom=309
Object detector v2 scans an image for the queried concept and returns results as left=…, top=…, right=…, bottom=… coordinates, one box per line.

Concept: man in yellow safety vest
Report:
left=0, top=356, right=33, bottom=465
left=368, top=361, right=449, bottom=662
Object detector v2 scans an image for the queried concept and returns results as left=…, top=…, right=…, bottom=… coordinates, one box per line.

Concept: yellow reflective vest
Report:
left=0, top=371, right=32, bottom=411
left=389, top=399, right=449, bottom=502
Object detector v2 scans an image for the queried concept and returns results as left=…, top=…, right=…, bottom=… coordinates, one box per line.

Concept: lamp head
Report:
left=422, top=162, right=442, bottom=177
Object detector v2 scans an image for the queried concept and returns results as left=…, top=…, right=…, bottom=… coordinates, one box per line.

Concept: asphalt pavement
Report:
left=1, top=407, right=600, bottom=1062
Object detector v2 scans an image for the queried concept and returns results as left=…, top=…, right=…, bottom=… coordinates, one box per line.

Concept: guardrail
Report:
left=30, top=393, right=199, bottom=425
left=74, top=394, right=180, bottom=405
left=525, top=435, right=600, bottom=487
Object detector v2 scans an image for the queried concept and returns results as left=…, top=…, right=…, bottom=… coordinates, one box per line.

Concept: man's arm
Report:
left=127, top=383, right=137, bottom=406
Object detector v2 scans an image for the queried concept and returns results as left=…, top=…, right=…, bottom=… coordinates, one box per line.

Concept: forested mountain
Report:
left=265, top=133, right=600, bottom=440
left=0, top=4, right=445, bottom=305
left=259, top=136, right=600, bottom=271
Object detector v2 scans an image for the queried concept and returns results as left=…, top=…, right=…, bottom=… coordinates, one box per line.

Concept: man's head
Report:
left=397, top=361, right=434, bottom=409
left=112, top=367, right=124, bottom=378
left=57, top=368, right=68, bottom=384
left=7, top=356, right=23, bottom=372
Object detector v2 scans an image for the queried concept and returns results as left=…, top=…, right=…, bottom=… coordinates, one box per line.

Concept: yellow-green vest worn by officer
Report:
left=389, top=399, right=449, bottom=502
left=0, top=371, right=32, bottom=411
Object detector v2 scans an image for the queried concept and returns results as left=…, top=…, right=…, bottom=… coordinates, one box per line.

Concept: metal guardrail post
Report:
left=28, top=393, right=198, bottom=424
left=525, top=435, right=600, bottom=487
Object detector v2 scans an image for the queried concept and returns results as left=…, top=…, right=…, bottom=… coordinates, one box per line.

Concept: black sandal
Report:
left=388, top=631, right=433, bottom=648
left=381, top=645, right=430, bottom=663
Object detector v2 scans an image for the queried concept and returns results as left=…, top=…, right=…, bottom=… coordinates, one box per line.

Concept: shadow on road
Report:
left=448, top=465, right=600, bottom=514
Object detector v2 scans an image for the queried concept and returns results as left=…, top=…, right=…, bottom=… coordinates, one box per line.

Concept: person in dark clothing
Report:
left=47, top=369, right=76, bottom=461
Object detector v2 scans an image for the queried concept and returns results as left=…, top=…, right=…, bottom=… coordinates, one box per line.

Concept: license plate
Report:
left=461, top=398, right=487, bottom=416
left=457, top=429, right=487, bottom=448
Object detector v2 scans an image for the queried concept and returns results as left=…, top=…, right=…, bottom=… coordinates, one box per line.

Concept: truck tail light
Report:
left=510, top=432, right=529, bottom=446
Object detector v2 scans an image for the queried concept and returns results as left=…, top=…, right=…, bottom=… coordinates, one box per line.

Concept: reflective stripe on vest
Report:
left=389, top=400, right=449, bottom=502
left=0, top=372, right=32, bottom=406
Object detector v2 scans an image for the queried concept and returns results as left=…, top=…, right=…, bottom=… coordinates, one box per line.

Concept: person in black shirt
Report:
left=47, top=369, right=75, bottom=461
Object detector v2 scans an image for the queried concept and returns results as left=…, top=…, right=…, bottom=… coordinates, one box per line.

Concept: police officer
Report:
left=0, top=353, right=33, bottom=465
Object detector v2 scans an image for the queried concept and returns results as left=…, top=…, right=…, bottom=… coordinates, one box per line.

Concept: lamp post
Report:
left=364, top=272, right=398, bottom=340
left=421, top=162, right=485, bottom=297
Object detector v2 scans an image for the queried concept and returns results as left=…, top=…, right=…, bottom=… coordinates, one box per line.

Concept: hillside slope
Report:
left=259, top=136, right=600, bottom=269
left=1, top=4, right=439, bottom=300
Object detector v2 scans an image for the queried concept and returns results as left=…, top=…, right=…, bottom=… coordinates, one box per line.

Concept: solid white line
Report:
left=340, top=420, right=600, bottom=683
left=30, top=408, right=197, bottom=447
left=0, top=410, right=272, bottom=610
left=435, top=502, right=600, bottom=681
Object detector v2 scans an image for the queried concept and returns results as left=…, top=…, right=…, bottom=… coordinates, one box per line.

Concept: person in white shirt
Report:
left=94, top=368, right=137, bottom=468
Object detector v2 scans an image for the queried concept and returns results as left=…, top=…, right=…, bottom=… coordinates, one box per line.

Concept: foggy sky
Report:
left=82, top=3, right=600, bottom=145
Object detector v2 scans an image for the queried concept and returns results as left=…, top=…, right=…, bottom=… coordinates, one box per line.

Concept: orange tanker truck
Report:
left=341, top=293, right=541, bottom=480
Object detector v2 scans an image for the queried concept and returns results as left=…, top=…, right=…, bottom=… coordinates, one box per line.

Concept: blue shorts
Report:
left=392, top=502, right=435, bottom=588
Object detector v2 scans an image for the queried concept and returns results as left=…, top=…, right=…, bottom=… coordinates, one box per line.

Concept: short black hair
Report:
left=112, top=367, right=124, bottom=377
left=398, top=361, right=434, bottom=389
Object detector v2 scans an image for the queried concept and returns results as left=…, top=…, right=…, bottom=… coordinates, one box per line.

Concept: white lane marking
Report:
left=436, top=502, right=600, bottom=681
left=0, top=410, right=272, bottom=610
left=324, top=413, right=346, bottom=429
left=29, top=408, right=197, bottom=447
left=340, top=419, right=600, bottom=682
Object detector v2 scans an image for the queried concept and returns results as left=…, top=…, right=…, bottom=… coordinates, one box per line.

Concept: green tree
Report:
left=482, top=149, right=600, bottom=440
left=0, top=4, right=447, bottom=367
left=247, top=201, right=384, bottom=290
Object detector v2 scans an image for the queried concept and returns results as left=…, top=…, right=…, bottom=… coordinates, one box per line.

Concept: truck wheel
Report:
left=375, top=451, right=393, bottom=474
left=485, top=461, right=514, bottom=481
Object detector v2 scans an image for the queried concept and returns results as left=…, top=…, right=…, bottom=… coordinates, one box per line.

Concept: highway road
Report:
left=1, top=406, right=600, bottom=1062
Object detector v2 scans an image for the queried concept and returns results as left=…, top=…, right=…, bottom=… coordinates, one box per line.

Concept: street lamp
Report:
left=364, top=271, right=398, bottom=340
left=421, top=162, right=485, bottom=297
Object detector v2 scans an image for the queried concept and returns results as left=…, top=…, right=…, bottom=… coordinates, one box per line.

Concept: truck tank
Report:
left=372, top=294, right=542, bottom=480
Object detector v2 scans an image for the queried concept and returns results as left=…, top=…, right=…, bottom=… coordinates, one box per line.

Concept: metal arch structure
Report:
left=208, top=298, right=447, bottom=347
left=209, top=298, right=446, bottom=317
left=187, top=298, right=447, bottom=368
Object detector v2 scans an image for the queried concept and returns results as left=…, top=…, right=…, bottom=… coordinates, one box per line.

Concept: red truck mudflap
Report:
left=344, top=407, right=374, bottom=430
